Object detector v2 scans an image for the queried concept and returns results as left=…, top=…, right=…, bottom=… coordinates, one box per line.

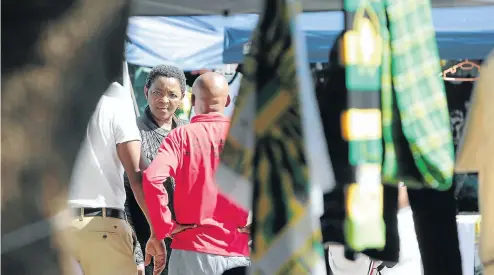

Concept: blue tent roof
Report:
left=126, top=16, right=228, bottom=70
left=130, top=0, right=492, bottom=16
left=126, top=6, right=494, bottom=70
left=223, top=6, right=494, bottom=63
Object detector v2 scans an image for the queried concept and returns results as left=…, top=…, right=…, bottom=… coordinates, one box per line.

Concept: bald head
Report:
left=192, top=72, right=230, bottom=115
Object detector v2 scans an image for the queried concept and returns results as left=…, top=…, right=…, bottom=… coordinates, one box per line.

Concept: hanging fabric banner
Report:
left=341, top=0, right=385, bottom=251
left=216, top=0, right=331, bottom=273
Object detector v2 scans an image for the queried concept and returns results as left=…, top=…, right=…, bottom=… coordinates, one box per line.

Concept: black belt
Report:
left=75, top=207, right=127, bottom=220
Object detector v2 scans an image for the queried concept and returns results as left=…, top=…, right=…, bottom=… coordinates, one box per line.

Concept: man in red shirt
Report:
left=143, top=72, right=250, bottom=275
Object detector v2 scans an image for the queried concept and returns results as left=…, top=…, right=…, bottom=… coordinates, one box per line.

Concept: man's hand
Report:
left=238, top=224, right=252, bottom=252
left=145, top=236, right=167, bottom=275
left=171, top=224, right=197, bottom=237
left=238, top=212, right=252, bottom=234
left=237, top=224, right=251, bottom=234
left=137, top=263, right=145, bottom=275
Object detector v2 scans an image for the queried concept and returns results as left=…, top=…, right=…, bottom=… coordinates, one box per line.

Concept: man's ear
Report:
left=191, top=94, right=196, bottom=106
left=144, top=86, right=149, bottom=99
left=225, top=95, right=231, bottom=107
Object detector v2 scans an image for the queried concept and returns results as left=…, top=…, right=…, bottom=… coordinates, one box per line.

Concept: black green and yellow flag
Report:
left=341, top=0, right=385, bottom=251
left=216, top=0, right=333, bottom=273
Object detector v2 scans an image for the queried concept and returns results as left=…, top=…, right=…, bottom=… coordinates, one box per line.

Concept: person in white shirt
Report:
left=64, top=82, right=165, bottom=275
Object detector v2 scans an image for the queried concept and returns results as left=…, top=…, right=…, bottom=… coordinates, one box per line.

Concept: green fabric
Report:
left=380, top=0, right=455, bottom=190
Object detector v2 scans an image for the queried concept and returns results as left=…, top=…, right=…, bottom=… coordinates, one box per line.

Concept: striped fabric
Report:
left=218, top=0, right=328, bottom=273
left=341, top=0, right=386, bottom=252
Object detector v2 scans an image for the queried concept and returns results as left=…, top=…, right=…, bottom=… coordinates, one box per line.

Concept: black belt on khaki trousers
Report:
left=74, top=207, right=127, bottom=220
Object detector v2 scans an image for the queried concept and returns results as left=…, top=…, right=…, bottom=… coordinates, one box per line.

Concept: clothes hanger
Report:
left=441, top=59, right=480, bottom=82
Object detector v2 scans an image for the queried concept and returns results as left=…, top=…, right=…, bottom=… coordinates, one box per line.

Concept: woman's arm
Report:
left=117, top=140, right=155, bottom=236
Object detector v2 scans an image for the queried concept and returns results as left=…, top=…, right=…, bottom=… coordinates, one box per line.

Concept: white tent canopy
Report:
left=130, top=0, right=494, bottom=16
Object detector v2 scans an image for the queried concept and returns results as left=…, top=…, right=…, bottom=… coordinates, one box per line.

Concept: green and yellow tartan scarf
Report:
left=342, top=0, right=455, bottom=251
left=221, top=0, right=326, bottom=273
left=381, top=0, right=454, bottom=191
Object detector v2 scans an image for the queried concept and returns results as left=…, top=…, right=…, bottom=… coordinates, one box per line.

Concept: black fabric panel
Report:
left=222, top=267, right=247, bottom=275
left=348, top=90, right=381, bottom=109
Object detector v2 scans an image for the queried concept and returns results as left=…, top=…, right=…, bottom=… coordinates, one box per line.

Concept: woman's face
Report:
left=145, top=76, right=183, bottom=122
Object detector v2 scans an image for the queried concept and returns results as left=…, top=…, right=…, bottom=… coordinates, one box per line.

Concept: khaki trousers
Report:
left=62, top=215, right=137, bottom=275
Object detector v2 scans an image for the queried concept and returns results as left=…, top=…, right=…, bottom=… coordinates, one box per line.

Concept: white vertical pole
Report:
left=123, top=61, right=140, bottom=116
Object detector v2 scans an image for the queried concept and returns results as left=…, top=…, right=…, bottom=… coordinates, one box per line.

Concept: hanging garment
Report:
left=320, top=0, right=461, bottom=273
left=321, top=103, right=462, bottom=273
left=382, top=1, right=461, bottom=269
left=218, top=0, right=333, bottom=273
left=456, top=50, right=494, bottom=275
left=379, top=0, right=455, bottom=190
left=338, top=0, right=455, bottom=253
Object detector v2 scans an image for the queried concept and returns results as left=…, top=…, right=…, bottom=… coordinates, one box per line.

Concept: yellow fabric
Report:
left=485, top=264, right=494, bottom=275
left=62, top=216, right=137, bottom=275
left=455, top=51, right=494, bottom=273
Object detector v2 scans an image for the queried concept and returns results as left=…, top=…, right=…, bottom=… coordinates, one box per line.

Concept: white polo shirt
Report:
left=68, top=82, right=140, bottom=210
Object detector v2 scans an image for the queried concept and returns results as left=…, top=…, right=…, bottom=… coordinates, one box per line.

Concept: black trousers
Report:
left=407, top=186, right=462, bottom=275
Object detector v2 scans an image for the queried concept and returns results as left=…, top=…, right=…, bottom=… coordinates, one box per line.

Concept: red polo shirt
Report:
left=143, top=113, right=249, bottom=257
